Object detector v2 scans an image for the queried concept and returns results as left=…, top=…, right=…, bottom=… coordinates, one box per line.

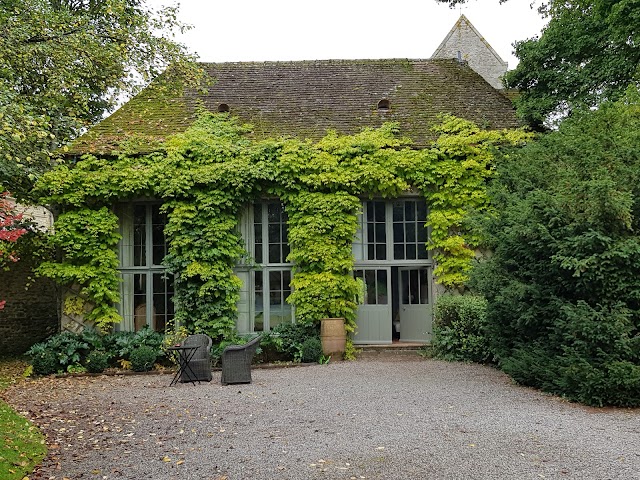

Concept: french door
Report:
left=398, top=266, right=432, bottom=342
left=353, top=267, right=392, bottom=344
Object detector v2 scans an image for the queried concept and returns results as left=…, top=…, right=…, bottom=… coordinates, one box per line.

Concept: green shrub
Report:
left=30, top=348, right=59, bottom=376
left=85, top=350, right=110, bottom=373
left=129, top=345, right=157, bottom=372
left=80, top=328, right=107, bottom=351
left=342, top=338, right=360, bottom=361
left=106, top=328, right=164, bottom=360
left=471, top=96, right=640, bottom=406
left=432, top=294, right=491, bottom=363
left=26, top=331, right=89, bottom=374
left=300, top=337, right=323, bottom=363
left=264, top=323, right=320, bottom=362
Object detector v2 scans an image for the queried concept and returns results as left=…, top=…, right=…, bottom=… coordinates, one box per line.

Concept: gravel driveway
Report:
left=4, top=355, right=639, bottom=480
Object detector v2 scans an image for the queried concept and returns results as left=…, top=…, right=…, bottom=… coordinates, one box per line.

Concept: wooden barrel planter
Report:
left=320, top=317, right=346, bottom=356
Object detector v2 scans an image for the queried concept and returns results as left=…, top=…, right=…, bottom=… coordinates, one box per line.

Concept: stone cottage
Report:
left=14, top=16, right=520, bottom=348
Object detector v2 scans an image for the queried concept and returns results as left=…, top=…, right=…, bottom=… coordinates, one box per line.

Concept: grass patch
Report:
left=0, top=358, right=47, bottom=480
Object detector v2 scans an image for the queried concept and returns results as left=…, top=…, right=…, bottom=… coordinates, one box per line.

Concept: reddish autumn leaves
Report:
left=0, top=192, right=29, bottom=310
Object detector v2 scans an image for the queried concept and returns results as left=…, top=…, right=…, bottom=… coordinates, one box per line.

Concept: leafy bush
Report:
left=85, top=350, right=110, bottom=373
left=26, top=331, right=89, bottom=374
left=342, top=338, right=360, bottom=361
left=300, top=337, right=323, bottom=363
left=27, top=328, right=166, bottom=375
left=29, top=347, right=58, bottom=376
left=263, top=323, right=320, bottom=362
left=432, top=294, right=491, bottom=363
left=129, top=345, right=157, bottom=372
left=471, top=95, right=640, bottom=406
left=79, top=328, right=108, bottom=351
left=105, top=328, right=164, bottom=360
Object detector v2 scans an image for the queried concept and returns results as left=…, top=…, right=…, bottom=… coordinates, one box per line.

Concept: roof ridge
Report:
left=197, top=58, right=456, bottom=67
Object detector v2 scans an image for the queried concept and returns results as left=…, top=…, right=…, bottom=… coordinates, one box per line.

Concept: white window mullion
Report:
left=145, top=206, right=154, bottom=328
left=386, top=202, right=394, bottom=262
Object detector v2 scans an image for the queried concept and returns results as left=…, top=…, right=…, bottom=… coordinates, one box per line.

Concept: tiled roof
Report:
left=68, top=59, right=520, bottom=155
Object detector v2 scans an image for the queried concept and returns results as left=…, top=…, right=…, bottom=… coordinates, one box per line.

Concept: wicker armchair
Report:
left=180, top=334, right=213, bottom=383
left=221, top=335, right=261, bottom=385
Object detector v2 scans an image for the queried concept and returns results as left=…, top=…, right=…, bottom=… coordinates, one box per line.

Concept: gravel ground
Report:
left=3, top=355, right=640, bottom=480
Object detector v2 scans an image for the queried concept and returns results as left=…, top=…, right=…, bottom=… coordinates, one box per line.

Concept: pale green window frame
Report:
left=116, top=203, right=174, bottom=332
left=247, top=201, right=294, bottom=332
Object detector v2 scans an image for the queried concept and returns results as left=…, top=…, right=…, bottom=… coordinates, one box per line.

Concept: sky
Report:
left=150, top=0, right=548, bottom=69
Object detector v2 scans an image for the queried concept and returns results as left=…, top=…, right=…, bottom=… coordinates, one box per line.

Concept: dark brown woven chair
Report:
left=221, top=335, right=261, bottom=385
left=180, top=334, right=213, bottom=383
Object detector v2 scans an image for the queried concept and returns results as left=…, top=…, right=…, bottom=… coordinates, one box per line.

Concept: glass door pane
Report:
left=268, top=270, right=292, bottom=329
left=393, top=199, right=428, bottom=261
left=152, top=273, right=174, bottom=333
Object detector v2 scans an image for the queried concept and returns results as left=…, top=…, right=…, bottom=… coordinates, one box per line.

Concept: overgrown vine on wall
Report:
left=158, top=117, right=264, bottom=337
left=410, top=115, right=531, bottom=287
left=34, top=112, right=530, bottom=337
left=284, top=191, right=361, bottom=331
left=37, top=207, right=121, bottom=329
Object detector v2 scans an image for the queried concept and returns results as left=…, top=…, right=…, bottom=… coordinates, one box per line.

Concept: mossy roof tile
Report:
left=68, top=59, right=519, bottom=155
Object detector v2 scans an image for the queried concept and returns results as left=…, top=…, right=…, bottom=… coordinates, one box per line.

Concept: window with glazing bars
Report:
left=118, top=204, right=174, bottom=332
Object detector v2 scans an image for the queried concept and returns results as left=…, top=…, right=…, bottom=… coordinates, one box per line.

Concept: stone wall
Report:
left=432, top=15, right=508, bottom=90
left=0, top=260, right=59, bottom=356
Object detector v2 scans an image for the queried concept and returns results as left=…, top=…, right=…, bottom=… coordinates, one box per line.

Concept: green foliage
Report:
left=342, top=338, right=360, bottom=361
left=285, top=192, right=361, bottom=329
left=26, top=328, right=165, bottom=375
left=432, top=294, right=491, bottom=363
left=37, top=207, right=122, bottom=330
left=505, top=0, right=640, bottom=128
left=471, top=94, right=640, bottom=406
left=106, top=328, right=164, bottom=359
left=66, top=363, right=87, bottom=374
left=85, top=350, right=110, bottom=374
left=300, top=337, right=324, bottom=363
left=129, top=345, right=157, bottom=372
left=414, top=115, right=532, bottom=287
left=34, top=112, right=529, bottom=339
left=163, top=200, right=244, bottom=339
left=0, top=0, right=200, bottom=196
left=26, top=331, right=88, bottom=373
left=264, top=323, right=320, bottom=362
left=29, top=348, right=58, bottom=376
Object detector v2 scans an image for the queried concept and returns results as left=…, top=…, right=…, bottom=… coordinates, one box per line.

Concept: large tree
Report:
left=0, top=0, right=200, bottom=197
left=504, top=0, right=640, bottom=128
left=435, top=0, right=639, bottom=128
left=471, top=91, right=640, bottom=406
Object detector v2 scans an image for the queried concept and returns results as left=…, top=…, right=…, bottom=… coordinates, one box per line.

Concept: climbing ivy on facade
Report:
left=34, top=113, right=530, bottom=337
